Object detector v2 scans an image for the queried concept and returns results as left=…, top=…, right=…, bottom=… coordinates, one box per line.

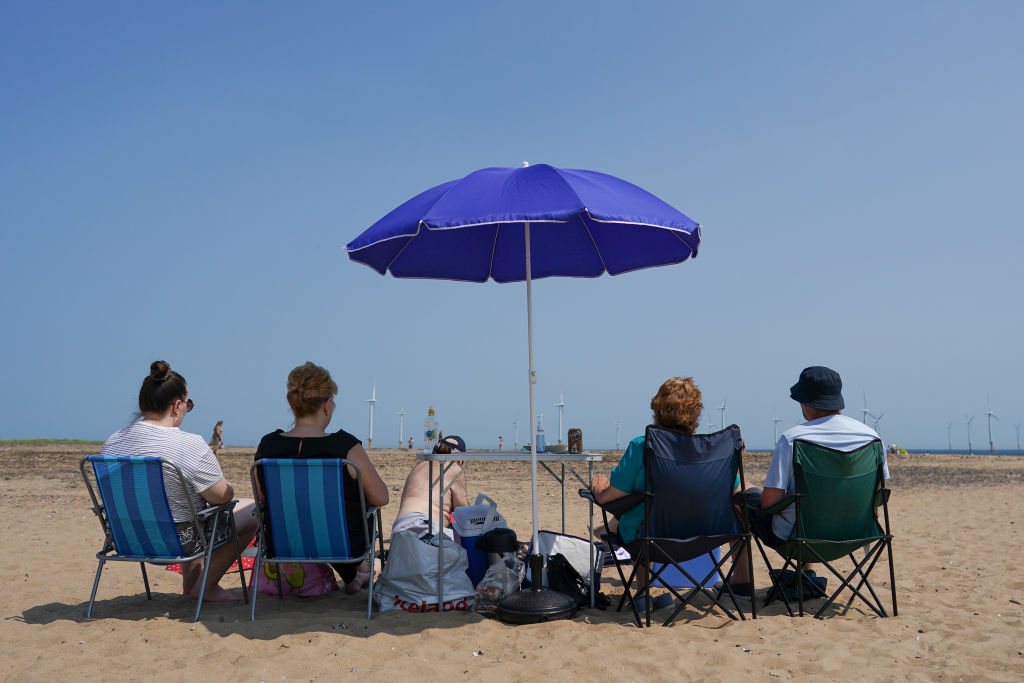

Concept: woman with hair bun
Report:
left=99, top=361, right=258, bottom=603
left=254, top=362, right=389, bottom=594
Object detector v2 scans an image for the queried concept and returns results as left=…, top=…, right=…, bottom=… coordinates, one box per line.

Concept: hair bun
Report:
left=149, top=360, right=172, bottom=381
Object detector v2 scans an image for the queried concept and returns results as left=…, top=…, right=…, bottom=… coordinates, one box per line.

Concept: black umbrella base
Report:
left=497, top=554, right=576, bottom=625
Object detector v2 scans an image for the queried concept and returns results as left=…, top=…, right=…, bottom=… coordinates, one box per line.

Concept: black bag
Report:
left=545, top=553, right=611, bottom=611
left=546, top=553, right=586, bottom=610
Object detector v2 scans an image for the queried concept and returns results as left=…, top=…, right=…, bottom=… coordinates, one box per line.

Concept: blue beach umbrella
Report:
left=346, top=163, right=701, bottom=560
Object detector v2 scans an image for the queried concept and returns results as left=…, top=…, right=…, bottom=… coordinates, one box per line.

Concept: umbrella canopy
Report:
left=346, top=163, right=701, bottom=597
left=346, top=164, right=701, bottom=282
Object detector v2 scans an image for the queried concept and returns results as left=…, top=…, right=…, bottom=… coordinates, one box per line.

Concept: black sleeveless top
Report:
left=253, top=428, right=366, bottom=556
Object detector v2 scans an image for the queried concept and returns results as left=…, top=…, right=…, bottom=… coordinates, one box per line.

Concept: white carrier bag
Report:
left=375, top=530, right=476, bottom=612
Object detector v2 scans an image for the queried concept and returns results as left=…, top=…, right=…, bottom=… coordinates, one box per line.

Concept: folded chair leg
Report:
left=814, top=545, right=886, bottom=619
left=886, top=538, right=897, bottom=617
left=193, top=515, right=221, bottom=623
left=367, top=511, right=380, bottom=620
left=86, top=560, right=105, bottom=618
left=250, top=533, right=264, bottom=621
left=229, top=511, right=250, bottom=605
left=140, top=563, right=152, bottom=600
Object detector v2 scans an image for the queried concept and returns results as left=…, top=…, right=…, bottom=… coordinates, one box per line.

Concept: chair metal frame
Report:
left=751, top=438, right=897, bottom=618
left=80, top=455, right=249, bottom=623
left=249, top=457, right=384, bottom=620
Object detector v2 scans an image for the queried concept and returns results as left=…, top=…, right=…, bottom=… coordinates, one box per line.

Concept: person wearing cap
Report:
left=390, top=435, right=470, bottom=541
left=744, top=366, right=890, bottom=553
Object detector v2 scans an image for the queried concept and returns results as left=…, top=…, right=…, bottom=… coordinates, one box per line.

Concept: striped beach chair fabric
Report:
left=80, top=455, right=249, bottom=622
left=250, top=458, right=382, bottom=620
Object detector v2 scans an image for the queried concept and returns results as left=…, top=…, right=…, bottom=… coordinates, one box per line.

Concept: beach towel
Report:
left=166, top=535, right=257, bottom=575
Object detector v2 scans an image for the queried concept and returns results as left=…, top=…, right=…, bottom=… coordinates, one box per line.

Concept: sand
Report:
left=2, top=444, right=1022, bottom=681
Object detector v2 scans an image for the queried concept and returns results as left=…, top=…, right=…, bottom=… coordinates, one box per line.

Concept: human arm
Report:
left=590, top=474, right=629, bottom=505
left=199, top=477, right=235, bottom=505
left=760, top=487, right=786, bottom=509
left=345, top=443, right=389, bottom=507
left=450, top=464, right=469, bottom=509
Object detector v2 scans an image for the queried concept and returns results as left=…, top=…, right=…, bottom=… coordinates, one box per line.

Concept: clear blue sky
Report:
left=2, top=2, right=1021, bottom=451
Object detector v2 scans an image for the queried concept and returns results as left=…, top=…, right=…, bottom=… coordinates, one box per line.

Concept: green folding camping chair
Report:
left=752, top=439, right=896, bottom=618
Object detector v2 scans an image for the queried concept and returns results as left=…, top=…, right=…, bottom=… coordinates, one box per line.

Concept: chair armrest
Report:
left=197, top=499, right=238, bottom=519
left=759, top=494, right=800, bottom=515
left=578, top=488, right=644, bottom=519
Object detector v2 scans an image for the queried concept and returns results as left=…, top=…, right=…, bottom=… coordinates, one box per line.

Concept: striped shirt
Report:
left=99, top=420, right=225, bottom=522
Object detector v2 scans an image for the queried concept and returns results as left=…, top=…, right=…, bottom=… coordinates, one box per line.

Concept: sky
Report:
left=1, top=2, right=1022, bottom=452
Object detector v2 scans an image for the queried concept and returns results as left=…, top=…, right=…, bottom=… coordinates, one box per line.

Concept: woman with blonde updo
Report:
left=100, top=361, right=258, bottom=603
left=254, top=362, right=388, bottom=594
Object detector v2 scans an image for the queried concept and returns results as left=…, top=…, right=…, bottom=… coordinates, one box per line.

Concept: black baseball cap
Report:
left=437, top=434, right=466, bottom=453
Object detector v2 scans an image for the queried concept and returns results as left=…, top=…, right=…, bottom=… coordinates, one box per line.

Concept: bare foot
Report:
left=343, top=560, right=373, bottom=595
left=189, top=585, right=239, bottom=603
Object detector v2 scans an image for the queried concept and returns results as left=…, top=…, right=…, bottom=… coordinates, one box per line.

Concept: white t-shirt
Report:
left=764, top=414, right=889, bottom=540
left=99, top=421, right=225, bottom=522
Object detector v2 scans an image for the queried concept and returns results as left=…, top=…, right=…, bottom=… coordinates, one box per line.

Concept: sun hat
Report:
left=789, top=366, right=845, bottom=411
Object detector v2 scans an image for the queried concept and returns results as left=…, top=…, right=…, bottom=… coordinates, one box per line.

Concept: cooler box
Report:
left=452, top=494, right=507, bottom=586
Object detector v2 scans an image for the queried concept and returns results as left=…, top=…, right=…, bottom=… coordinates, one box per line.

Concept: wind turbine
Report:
left=615, top=420, right=621, bottom=450
left=719, top=397, right=727, bottom=430
left=555, top=393, right=566, bottom=445
left=946, top=421, right=953, bottom=455
left=1015, top=422, right=1023, bottom=452
left=870, top=411, right=885, bottom=434
left=365, top=381, right=377, bottom=449
left=985, top=401, right=999, bottom=452
left=513, top=419, right=520, bottom=450
left=397, top=406, right=405, bottom=448
left=861, top=391, right=871, bottom=425
left=966, top=415, right=974, bottom=455
left=772, top=414, right=782, bottom=444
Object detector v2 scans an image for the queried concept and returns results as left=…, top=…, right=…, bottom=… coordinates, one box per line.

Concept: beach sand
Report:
left=2, top=444, right=1022, bottom=681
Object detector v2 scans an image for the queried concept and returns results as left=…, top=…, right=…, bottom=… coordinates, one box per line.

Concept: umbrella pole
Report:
left=524, top=221, right=540, bottom=556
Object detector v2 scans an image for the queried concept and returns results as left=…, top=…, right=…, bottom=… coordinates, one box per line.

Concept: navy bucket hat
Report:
left=789, top=366, right=845, bottom=411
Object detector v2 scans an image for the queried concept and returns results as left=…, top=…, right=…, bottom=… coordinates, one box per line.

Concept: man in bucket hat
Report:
left=739, top=367, right=890, bottom=592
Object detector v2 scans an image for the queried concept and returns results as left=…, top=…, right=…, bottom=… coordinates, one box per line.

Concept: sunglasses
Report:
left=180, top=398, right=195, bottom=413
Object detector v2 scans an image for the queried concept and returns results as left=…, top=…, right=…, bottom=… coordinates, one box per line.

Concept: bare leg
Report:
left=728, top=540, right=751, bottom=583
left=187, top=499, right=258, bottom=602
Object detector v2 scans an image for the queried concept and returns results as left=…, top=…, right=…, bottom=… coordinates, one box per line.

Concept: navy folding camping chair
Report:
left=249, top=458, right=383, bottom=620
left=80, top=455, right=249, bottom=622
left=587, top=425, right=755, bottom=627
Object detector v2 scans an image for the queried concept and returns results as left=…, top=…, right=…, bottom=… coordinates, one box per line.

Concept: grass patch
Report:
left=0, top=439, right=104, bottom=446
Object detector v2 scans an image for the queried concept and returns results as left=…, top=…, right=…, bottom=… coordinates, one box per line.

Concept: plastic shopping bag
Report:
left=375, top=530, right=476, bottom=612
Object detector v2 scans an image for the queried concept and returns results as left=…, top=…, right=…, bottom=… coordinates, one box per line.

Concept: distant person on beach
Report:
left=739, top=366, right=889, bottom=577
left=498, top=436, right=503, bottom=450
left=253, top=362, right=389, bottom=594
left=209, top=420, right=224, bottom=455
left=408, top=436, right=414, bottom=450
left=391, top=435, right=469, bottom=540
left=589, top=377, right=752, bottom=599
left=99, top=361, right=258, bottom=603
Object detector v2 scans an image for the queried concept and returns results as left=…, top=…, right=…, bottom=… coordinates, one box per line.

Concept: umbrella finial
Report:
left=522, top=161, right=529, bottom=167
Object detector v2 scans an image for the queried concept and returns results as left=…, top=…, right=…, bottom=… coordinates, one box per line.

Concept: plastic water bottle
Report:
left=535, top=413, right=546, bottom=453
left=424, top=406, right=438, bottom=451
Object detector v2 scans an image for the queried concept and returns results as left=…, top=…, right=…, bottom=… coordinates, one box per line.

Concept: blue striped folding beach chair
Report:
left=249, top=458, right=383, bottom=620
left=80, top=456, right=249, bottom=622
